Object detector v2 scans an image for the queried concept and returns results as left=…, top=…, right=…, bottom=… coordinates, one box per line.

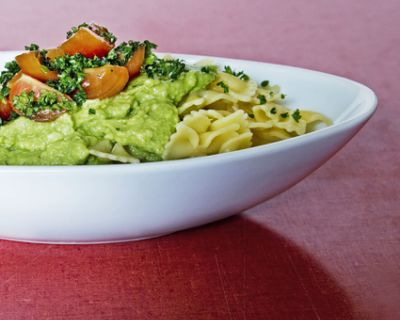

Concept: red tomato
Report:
left=15, top=52, right=58, bottom=82
left=126, top=45, right=145, bottom=78
left=82, top=65, right=129, bottom=99
left=46, top=47, right=65, bottom=60
left=60, top=28, right=113, bottom=58
left=0, top=98, right=12, bottom=121
left=9, top=73, right=68, bottom=122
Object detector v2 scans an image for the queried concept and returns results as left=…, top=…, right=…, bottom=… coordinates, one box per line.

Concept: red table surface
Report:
left=0, top=1, right=399, bottom=319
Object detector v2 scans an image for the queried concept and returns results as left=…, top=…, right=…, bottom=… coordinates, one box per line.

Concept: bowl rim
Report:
left=0, top=52, right=377, bottom=173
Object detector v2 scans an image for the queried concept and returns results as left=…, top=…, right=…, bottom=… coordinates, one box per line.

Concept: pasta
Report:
left=164, top=64, right=332, bottom=160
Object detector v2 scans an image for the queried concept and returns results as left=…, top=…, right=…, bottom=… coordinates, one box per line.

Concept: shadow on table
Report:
left=0, top=215, right=356, bottom=319
left=150, top=215, right=357, bottom=319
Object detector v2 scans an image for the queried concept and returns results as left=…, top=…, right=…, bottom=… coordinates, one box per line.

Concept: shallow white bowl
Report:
left=0, top=52, right=377, bottom=244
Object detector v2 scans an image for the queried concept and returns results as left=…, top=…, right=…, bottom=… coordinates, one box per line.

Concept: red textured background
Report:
left=0, top=0, right=399, bottom=319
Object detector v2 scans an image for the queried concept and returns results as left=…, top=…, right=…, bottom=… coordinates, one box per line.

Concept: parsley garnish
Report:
left=223, top=65, right=249, bottom=81
left=261, top=80, right=269, bottom=87
left=0, top=60, right=20, bottom=98
left=46, top=54, right=106, bottom=105
left=12, top=90, right=75, bottom=118
left=280, top=94, right=286, bottom=100
left=292, top=109, right=302, bottom=122
left=144, top=57, right=187, bottom=81
left=280, top=112, right=289, bottom=119
left=258, top=94, right=266, bottom=104
left=200, top=65, right=218, bottom=74
left=270, top=107, right=277, bottom=115
left=88, top=108, right=96, bottom=115
left=217, top=81, right=229, bottom=93
left=24, top=43, right=40, bottom=51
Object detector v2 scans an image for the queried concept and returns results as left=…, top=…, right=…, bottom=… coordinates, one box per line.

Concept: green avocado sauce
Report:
left=0, top=70, right=215, bottom=165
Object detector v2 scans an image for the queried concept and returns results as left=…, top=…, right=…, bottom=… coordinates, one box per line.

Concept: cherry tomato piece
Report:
left=9, top=73, right=68, bottom=122
left=0, top=99, right=12, bottom=121
left=60, top=28, right=113, bottom=58
left=126, top=45, right=145, bottom=79
left=15, top=52, right=58, bottom=82
left=82, top=65, right=129, bottom=99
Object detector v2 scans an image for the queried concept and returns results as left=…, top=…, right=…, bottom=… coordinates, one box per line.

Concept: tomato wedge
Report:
left=60, top=28, right=113, bottom=58
left=126, top=45, right=145, bottom=78
left=0, top=98, right=12, bottom=121
left=9, top=73, right=68, bottom=121
left=15, top=51, right=58, bottom=82
left=46, top=47, right=65, bottom=60
left=82, top=65, right=129, bottom=99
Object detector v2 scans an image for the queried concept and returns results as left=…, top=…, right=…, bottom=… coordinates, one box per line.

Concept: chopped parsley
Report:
left=258, top=94, right=266, bottom=105
left=217, top=81, right=229, bottom=93
left=24, top=43, right=40, bottom=51
left=107, top=40, right=157, bottom=66
left=0, top=60, right=20, bottom=98
left=270, top=107, right=277, bottom=115
left=88, top=108, right=96, bottom=115
left=46, top=53, right=106, bottom=105
left=261, top=80, right=269, bottom=87
left=66, top=23, right=117, bottom=44
left=12, top=90, right=75, bottom=118
left=200, top=65, right=218, bottom=74
left=280, top=94, right=286, bottom=100
left=223, top=65, right=249, bottom=81
left=280, top=112, right=289, bottom=119
left=144, top=57, right=187, bottom=81
left=292, top=109, right=302, bottom=122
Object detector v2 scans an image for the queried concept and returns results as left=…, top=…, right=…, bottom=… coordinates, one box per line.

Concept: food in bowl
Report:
left=0, top=23, right=331, bottom=165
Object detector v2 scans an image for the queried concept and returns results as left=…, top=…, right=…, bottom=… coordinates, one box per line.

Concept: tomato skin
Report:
left=60, top=28, right=113, bottom=58
left=126, top=45, right=145, bottom=78
left=8, top=73, right=68, bottom=122
left=82, top=65, right=129, bottom=99
left=0, top=99, right=12, bottom=120
left=46, top=48, right=65, bottom=60
left=15, top=52, right=58, bottom=82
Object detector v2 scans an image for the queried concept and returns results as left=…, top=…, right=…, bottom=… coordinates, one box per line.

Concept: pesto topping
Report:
left=217, top=81, right=229, bottom=93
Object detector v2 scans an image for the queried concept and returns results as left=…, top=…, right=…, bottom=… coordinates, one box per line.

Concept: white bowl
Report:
left=0, top=53, right=377, bottom=244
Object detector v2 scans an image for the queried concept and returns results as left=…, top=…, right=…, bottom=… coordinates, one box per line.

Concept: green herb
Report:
left=217, top=81, right=229, bottom=93
left=258, top=94, right=266, bottom=104
left=223, top=65, right=249, bottom=81
left=280, top=93, right=286, bottom=99
left=280, top=112, right=289, bottom=119
left=24, top=43, right=40, bottom=51
left=88, top=108, right=96, bottom=115
left=12, top=90, right=75, bottom=118
left=292, top=109, right=302, bottom=122
left=261, top=80, right=269, bottom=87
left=0, top=60, right=21, bottom=98
left=47, top=53, right=105, bottom=105
left=248, top=114, right=255, bottom=119
left=270, top=107, right=277, bottom=114
left=66, top=23, right=117, bottom=44
left=107, top=40, right=156, bottom=67
left=144, top=57, right=187, bottom=81
left=200, top=65, right=218, bottom=74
